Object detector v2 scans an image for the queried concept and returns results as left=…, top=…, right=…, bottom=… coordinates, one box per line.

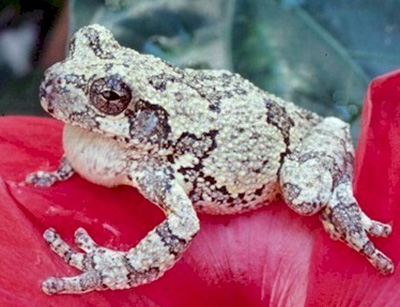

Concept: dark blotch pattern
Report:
left=265, top=99, right=295, bottom=176
left=156, top=221, right=188, bottom=255
left=265, top=99, right=294, bottom=145
left=127, top=99, right=172, bottom=147
left=82, top=27, right=116, bottom=59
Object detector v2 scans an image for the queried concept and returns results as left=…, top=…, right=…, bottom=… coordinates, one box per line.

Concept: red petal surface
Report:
left=1, top=69, right=400, bottom=306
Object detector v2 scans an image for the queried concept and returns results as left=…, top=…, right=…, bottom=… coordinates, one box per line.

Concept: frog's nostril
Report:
left=39, top=76, right=55, bottom=113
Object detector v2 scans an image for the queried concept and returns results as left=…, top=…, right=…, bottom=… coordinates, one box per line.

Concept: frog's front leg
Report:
left=25, top=155, right=75, bottom=187
left=42, top=167, right=200, bottom=295
left=279, top=117, right=393, bottom=274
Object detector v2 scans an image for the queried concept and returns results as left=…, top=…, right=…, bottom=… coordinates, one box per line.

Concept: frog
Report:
left=26, top=24, right=394, bottom=295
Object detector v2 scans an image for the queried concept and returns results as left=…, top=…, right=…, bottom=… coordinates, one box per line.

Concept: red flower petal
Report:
left=1, top=69, right=400, bottom=307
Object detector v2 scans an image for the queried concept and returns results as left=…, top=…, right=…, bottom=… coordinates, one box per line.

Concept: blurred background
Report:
left=0, top=0, right=400, bottom=141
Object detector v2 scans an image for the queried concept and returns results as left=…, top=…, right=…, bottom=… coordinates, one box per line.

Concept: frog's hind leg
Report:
left=320, top=177, right=393, bottom=274
left=279, top=117, right=393, bottom=274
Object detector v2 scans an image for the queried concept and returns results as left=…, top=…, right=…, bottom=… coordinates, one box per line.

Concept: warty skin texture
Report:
left=27, top=24, right=393, bottom=294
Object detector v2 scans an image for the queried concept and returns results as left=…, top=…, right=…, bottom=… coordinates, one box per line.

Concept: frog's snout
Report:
left=39, top=72, right=55, bottom=114
left=39, top=63, right=73, bottom=116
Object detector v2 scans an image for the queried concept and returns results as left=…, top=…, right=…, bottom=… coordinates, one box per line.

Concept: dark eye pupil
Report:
left=90, top=76, right=132, bottom=115
left=101, top=90, right=120, bottom=100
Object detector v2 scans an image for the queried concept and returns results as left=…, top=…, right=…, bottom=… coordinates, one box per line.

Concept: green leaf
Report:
left=231, top=1, right=369, bottom=138
left=0, top=69, right=46, bottom=116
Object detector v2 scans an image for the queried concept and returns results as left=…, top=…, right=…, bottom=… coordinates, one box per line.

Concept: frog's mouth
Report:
left=39, top=62, right=89, bottom=125
left=39, top=89, right=96, bottom=137
left=39, top=74, right=96, bottom=132
left=39, top=92, right=87, bottom=129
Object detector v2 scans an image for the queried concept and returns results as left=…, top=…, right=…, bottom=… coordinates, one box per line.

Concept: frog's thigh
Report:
left=279, top=117, right=349, bottom=216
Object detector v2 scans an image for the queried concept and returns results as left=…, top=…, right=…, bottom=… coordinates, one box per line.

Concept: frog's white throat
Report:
left=62, top=124, right=130, bottom=187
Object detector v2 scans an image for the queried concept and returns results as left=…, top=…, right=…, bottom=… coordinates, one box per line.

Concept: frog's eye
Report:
left=90, top=76, right=132, bottom=115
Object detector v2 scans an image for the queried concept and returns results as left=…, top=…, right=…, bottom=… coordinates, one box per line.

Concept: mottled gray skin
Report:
left=27, top=24, right=394, bottom=295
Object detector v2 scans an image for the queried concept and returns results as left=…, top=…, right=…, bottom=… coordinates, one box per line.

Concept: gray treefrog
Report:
left=27, top=24, right=394, bottom=295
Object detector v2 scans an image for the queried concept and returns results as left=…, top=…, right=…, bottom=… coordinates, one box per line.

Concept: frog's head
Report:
left=40, top=24, right=175, bottom=147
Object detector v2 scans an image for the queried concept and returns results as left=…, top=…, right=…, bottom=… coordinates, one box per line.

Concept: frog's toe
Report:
left=361, top=214, right=392, bottom=238
left=42, top=271, right=102, bottom=294
left=43, top=227, right=86, bottom=270
left=25, top=171, right=57, bottom=187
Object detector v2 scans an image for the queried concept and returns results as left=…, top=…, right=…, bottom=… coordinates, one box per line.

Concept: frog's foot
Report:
left=320, top=179, right=394, bottom=275
left=43, top=216, right=197, bottom=294
left=24, top=156, right=74, bottom=187
left=42, top=228, right=128, bottom=294
left=25, top=171, right=59, bottom=187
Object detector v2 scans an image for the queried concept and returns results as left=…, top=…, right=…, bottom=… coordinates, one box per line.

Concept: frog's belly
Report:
left=63, top=125, right=130, bottom=187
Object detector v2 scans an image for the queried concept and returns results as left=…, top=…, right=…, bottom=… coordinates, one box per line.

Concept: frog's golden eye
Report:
left=90, top=76, right=132, bottom=115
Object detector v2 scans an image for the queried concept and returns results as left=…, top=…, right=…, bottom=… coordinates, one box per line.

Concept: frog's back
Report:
left=164, top=69, right=321, bottom=214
